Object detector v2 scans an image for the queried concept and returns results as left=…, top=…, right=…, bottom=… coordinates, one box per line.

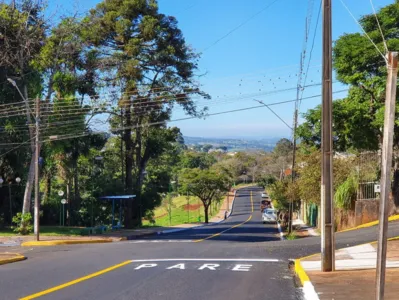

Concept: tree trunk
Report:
left=66, top=181, right=71, bottom=226
left=72, top=157, right=80, bottom=211
left=22, top=155, right=35, bottom=215
left=124, top=106, right=134, bottom=228
left=22, top=82, right=35, bottom=215
left=204, top=203, right=210, bottom=223
left=134, top=123, right=143, bottom=227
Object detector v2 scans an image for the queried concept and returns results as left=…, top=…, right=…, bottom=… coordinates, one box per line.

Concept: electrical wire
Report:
left=339, top=0, right=387, bottom=63
left=202, top=0, right=281, bottom=52
left=40, top=89, right=349, bottom=144
left=254, top=99, right=292, bottom=130
left=369, top=0, right=388, bottom=54
left=300, top=0, right=322, bottom=109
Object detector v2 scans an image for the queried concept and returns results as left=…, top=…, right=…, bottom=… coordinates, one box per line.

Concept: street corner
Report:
left=294, top=258, right=319, bottom=300
left=0, top=252, right=26, bottom=265
left=21, top=238, right=114, bottom=247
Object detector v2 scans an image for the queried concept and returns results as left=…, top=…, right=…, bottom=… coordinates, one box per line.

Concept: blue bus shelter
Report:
left=100, top=195, right=136, bottom=230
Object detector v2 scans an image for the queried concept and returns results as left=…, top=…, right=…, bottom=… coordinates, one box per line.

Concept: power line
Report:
left=300, top=0, right=322, bottom=109
left=369, top=0, right=388, bottom=53
left=202, top=0, right=281, bottom=52
left=41, top=89, right=349, bottom=143
left=254, top=99, right=292, bottom=130
left=339, top=0, right=387, bottom=63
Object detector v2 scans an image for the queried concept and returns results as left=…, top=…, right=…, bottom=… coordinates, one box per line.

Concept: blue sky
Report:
left=49, top=0, right=394, bottom=138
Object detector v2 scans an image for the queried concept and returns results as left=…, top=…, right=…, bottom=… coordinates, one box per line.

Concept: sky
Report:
left=48, top=0, right=395, bottom=138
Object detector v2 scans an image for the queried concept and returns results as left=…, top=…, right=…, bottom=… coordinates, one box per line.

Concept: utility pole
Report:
left=376, top=51, right=398, bottom=300
left=321, top=0, right=334, bottom=272
left=34, top=97, right=40, bottom=241
left=289, top=107, right=298, bottom=234
left=289, top=52, right=302, bottom=234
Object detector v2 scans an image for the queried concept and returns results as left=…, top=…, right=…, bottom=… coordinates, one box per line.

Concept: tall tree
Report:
left=82, top=0, right=209, bottom=227
left=179, top=167, right=229, bottom=223
left=0, top=1, right=46, bottom=215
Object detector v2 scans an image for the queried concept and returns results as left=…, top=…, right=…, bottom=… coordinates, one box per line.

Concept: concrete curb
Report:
left=339, top=214, right=399, bottom=233
left=0, top=253, right=26, bottom=265
left=294, top=259, right=319, bottom=300
left=21, top=239, right=113, bottom=247
left=294, top=235, right=399, bottom=300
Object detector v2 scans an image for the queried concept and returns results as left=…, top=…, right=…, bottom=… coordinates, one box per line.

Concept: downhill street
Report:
left=1, top=186, right=399, bottom=300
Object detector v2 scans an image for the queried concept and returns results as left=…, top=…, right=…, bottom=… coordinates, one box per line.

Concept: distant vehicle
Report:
left=262, top=208, right=277, bottom=224
left=260, top=199, right=271, bottom=211
left=261, top=192, right=269, bottom=198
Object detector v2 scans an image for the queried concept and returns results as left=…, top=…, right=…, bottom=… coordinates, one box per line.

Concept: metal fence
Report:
left=356, top=151, right=380, bottom=201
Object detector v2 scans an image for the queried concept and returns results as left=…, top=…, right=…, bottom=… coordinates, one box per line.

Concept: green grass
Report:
left=285, top=231, right=298, bottom=240
left=143, top=195, right=223, bottom=227
left=0, top=226, right=84, bottom=237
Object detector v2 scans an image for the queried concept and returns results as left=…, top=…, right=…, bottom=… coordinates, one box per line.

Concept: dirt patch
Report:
left=183, top=203, right=202, bottom=211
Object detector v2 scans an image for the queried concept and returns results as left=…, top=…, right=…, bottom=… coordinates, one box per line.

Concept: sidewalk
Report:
left=292, top=219, right=319, bottom=238
left=298, top=238, right=399, bottom=300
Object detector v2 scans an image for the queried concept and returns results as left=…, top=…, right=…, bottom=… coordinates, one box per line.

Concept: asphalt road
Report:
left=1, top=186, right=399, bottom=300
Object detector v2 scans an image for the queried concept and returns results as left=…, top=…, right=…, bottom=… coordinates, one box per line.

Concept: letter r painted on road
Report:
left=232, top=264, right=252, bottom=272
left=198, top=264, right=220, bottom=270
left=134, top=264, right=157, bottom=270
left=167, top=263, right=185, bottom=270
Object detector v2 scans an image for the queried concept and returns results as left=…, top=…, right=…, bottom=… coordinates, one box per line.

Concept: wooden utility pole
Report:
left=376, top=51, right=398, bottom=300
left=34, top=97, right=41, bottom=241
left=321, top=0, right=334, bottom=272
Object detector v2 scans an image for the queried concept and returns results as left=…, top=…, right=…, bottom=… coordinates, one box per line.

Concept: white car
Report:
left=261, top=192, right=269, bottom=198
left=262, top=208, right=277, bottom=224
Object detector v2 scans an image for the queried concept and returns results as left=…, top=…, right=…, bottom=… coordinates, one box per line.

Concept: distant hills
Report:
left=183, top=136, right=283, bottom=152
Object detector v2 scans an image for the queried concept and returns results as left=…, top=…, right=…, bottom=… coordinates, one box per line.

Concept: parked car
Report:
left=260, top=199, right=271, bottom=211
left=261, top=192, right=269, bottom=198
left=262, top=208, right=277, bottom=224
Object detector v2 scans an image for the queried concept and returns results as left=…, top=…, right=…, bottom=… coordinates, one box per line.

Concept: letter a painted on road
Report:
left=167, top=263, right=185, bottom=270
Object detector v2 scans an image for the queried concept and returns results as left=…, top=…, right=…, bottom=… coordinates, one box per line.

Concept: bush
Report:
left=334, top=173, right=358, bottom=210
left=286, top=230, right=297, bottom=240
left=12, top=213, right=33, bottom=235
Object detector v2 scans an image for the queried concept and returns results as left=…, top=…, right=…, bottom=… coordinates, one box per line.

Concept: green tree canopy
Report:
left=179, top=167, right=229, bottom=223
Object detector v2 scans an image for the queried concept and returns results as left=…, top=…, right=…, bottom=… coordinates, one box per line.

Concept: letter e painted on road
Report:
left=198, top=264, right=219, bottom=270
left=135, top=263, right=157, bottom=270
left=167, top=263, right=185, bottom=270
left=232, top=264, right=252, bottom=272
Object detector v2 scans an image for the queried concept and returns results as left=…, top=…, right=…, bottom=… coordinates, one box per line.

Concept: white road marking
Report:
left=131, top=258, right=280, bottom=262
left=166, top=263, right=185, bottom=270
left=134, top=263, right=157, bottom=270
left=198, top=264, right=219, bottom=270
left=232, top=264, right=252, bottom=272
left=128, top=240, right=193, bottom=243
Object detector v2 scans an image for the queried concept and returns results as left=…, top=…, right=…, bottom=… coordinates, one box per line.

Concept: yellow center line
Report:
left=20, top=260, right=132, bottom=300
left=194, top=191, right=254, bottom=242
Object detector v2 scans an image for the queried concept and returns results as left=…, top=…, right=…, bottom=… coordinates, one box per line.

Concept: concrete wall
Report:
left=354, top=195, right=397, bottom=226
left=335, top=208, right=356, bottom=231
